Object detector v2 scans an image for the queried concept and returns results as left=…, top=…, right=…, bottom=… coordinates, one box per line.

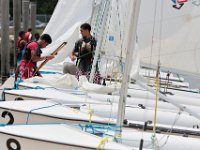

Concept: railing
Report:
left=36, top=14, right=51, bottom=24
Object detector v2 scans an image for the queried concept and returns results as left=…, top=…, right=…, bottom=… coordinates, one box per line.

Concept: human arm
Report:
left=31, top=51, right=54, bottom=62
left=69, top=51, right=77, bottom=61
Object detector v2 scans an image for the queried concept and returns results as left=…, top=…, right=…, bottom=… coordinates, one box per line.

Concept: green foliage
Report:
left=9, top=0, right=58, bottom=17
left=35, top=0, right=58, bottom=14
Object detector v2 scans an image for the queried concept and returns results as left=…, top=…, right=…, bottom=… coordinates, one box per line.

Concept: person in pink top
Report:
left=19, top=34, right=54, bottom=79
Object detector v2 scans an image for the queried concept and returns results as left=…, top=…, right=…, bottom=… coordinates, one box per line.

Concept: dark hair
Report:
left=80, top=23, right=91, bottom=31
left=28, top=28, right=32, bottom=32
left=19, top=31, right=26, bottom=37
left=40, top=34, right=52, bottom=44
left=34, top=32, right=40, bottom=41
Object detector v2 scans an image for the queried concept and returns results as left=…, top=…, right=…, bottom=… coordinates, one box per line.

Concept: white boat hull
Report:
left=0, top=124, right=133, bottom=150
left=0, top=101, right=115, bottom=125
left=80, top=103, right=200, bottom=128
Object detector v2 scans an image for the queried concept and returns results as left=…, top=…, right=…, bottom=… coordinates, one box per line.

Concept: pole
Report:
left=13, top=0, right=22, bottom=67
left=22, top=0, right=30, bottom=31
left=1, top=0, right=10, bottom=83
left=115, top=0, right=141, bottom=139
left=0, top=0, right=1, bottom=58
left=30, top=1, right=36, bottom=35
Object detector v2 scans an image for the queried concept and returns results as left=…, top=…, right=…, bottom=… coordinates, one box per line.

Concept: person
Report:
left=34, top=32, right=40, bottom=41
left=70, top=23, right=101, bottom=84
left=63, top=56, right=78, bottom=75
left=15, top=31, right=28, bottom=82
left=16, top=31, right=27, bottom=65
left=19, top=34, right=54, bottom=80
left=25, top=28, right=33, bottom=42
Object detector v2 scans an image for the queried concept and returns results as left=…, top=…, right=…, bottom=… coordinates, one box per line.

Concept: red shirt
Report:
left=25, top=32, right=32, bottom=42
left=21, top=42, right=39, bottom=67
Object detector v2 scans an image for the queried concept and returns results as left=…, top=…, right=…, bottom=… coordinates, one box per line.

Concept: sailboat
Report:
left=0, top=124, right=136, bottom=150
left=1, top=0, right=200, bottom=149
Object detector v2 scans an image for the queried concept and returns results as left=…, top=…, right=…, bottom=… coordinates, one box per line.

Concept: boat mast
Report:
left=115, top=0, right=141, bottom=137
left=89, top=0, right=111, bottom=83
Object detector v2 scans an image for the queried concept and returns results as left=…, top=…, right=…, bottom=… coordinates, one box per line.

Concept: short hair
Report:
left=80, top=23, right=91, bottom=31
left=28, top=28, right=32, bottom=32
left=19, top=31, right=26, bottom=37
left=40, top=34, right=52, bottom=44
left=34, top=32, right=40, bottom=41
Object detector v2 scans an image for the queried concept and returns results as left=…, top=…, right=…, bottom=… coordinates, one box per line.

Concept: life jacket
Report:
left=76, top=36, right=96, bottom=71
left=23, top=42, right=42, bottom=65
left=16, top=38, right=26, bottom=51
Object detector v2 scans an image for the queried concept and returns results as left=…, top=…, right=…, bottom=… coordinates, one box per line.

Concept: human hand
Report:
left=71, top=55, right=77, bottom=61
left=46, top=55, right=55, bottom=60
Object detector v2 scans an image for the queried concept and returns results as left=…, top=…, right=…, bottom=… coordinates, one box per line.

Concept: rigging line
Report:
left=92, top=0, right=105, bottom=38
left=90, top=0, right=97, bottom=24
left=116, top=0, right=125, bottom=73
left=92, top=0, right=104, bottom=36
left=26, top=103, right=61, bottom=124
left=142, top=0, right=159, bottom=141
left=145, top=0, right=159, bottom=111
left=101, top=0, right=112, bottom=57
left=158, top=109, right=182, bottom=148
left=158, top=0, right=164, bottom=61
left=107, top=95, right=116, bottom=131
left=149, top=0, right=158, bottom=73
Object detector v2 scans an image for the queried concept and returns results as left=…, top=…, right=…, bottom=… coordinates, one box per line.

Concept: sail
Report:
left=138, top=0, right=200, bottom=76
left=40, top=0, right=200, bottom=77
left=41, top=0, right=133, bottom=76
left=40, top=0, right=93, bottom=67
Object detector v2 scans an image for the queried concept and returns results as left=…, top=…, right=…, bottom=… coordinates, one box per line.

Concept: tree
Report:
left=35, top=0, right=58, bottom=14
left=9, top=0, right=58, bottom=18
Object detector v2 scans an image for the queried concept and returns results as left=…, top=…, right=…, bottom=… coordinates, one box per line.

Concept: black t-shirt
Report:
left=73, top=37, right=97, bottom=72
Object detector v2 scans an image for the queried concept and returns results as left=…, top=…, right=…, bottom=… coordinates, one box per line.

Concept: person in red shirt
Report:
left=19, top=34, right=54, bottom=80
left=15, top=31, right=28, bottom=82
left=16, top=31, right=27, bottom=65
left=25, top=28, right=33, bottom=42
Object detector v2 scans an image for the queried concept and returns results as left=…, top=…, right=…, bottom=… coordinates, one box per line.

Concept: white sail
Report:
left=39, top=0, right=200, bottom=78
left=39, top=0, right=93, bottom=68
left=138, top=0, right=200, bottom=76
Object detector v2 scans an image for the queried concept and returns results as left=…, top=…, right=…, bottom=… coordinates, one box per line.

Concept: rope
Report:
left=88, top=104, right=93, bottom=124
left=148, top=0, right=158, bottom=76
left=26, top=103, right=60, bottom=124
left=97, top=134, right=122, bottom=150
left=97, top=137, right=110, bottom=150
left=158, top=0, right=164, bottom=61
left=158, top=109, right=182, bottom=148
left=116, top=0, right=125, bottom=74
